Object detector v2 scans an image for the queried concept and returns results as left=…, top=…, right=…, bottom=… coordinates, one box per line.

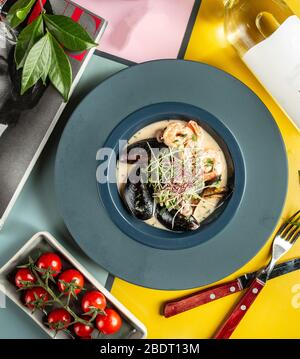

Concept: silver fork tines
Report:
left=277, top=211, right=300, bottom=237
left=265, top=211, right=300, bottom=277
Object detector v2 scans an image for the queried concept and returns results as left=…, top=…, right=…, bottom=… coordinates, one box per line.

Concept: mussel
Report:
left=123, top=168, right=154, bottom=221
left=156, top=206, right=200, bottom=232
left=119, top=138, right=167, bottom=164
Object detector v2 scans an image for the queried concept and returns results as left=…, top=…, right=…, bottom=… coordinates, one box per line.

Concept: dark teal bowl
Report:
left=98, top=102, right=245, bottom=250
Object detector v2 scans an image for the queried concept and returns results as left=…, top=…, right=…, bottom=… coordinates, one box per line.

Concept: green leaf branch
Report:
left=7, top=0, right=97, bottom=101
left=43, top=14, right=97, bottom=51
left=7, top=0, right=36, bottom=28
left=21, top=30, right=51, bottom=94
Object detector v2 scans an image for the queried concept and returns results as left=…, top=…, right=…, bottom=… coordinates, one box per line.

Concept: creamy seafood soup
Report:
left=117, top=119, right=229, bottom=232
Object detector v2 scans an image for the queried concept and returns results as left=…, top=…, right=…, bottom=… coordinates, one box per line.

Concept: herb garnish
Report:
left=145, top=146, right=220, bottom=213
left=191, top=134, right=197, bottom=141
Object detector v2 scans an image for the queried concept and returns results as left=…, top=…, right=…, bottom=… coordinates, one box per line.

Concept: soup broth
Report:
left=117, top=119, right=229, bottom=231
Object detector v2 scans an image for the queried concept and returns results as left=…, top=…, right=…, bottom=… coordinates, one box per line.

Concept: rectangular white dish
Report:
left=0, top=231, right=147, bottom=339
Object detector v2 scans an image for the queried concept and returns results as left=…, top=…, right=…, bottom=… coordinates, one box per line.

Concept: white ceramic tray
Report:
left=0, top=231, right=147, bottom=339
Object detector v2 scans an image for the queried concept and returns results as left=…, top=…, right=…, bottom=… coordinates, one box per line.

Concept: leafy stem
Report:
left=38, top=0, right=45, bottom=13
left=7, top=0, right=97, bottom=100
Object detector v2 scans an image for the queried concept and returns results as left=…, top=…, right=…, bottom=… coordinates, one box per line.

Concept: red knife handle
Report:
left=214, top=277, right=265, bottom=339
left=163, top=279, right=243, bottom=318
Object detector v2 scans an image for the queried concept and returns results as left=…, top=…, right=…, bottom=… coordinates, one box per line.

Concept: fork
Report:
left=214, top=210, right=300, bottom=339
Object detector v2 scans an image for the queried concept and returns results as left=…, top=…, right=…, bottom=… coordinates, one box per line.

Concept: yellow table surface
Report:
left=111, top=0, right=300, bottom=338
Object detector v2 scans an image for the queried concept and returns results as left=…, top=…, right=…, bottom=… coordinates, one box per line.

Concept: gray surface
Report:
left=55, top=59, right=288, bottom=290
left=0, top=54, right=127, bottom=338
left=0, top=0, right=106, bottom=223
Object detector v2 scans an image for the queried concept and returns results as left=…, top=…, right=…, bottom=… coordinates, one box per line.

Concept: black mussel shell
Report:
left=156, top=206, right=199, bottom=232
left=123, top=174, right=154, bottom=221
left=119, top=138, right=167, bottom=164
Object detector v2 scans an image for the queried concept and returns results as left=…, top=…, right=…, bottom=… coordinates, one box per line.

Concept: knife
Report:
left=163, top=258, right=300, bottom=318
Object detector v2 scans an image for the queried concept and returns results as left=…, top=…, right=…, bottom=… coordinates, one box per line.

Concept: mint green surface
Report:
left=0, top=54, right=126, bottom=338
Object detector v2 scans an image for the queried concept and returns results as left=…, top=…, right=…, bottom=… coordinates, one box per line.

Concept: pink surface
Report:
left=74, top=0, right=195, bottom=62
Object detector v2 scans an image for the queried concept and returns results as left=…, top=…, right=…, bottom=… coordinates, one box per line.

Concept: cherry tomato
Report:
left=47, top=308, right=71, bottom=331
left=36, top=252, right=62, bottom=277
left=73, top=316, right=94, bottom=337
left=81, top=291, right=106, bottom=315
left=95, top=308, right=122, bottom=335
left=24, top=287, right=49, bottom=310
left=57, top=269, right=84, bottom=296
left=15, top=268, right=36, bottom=288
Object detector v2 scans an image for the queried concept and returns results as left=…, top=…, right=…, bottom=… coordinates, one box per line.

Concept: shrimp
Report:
left=185, top=121, right=203, bottom=148
left=200, top=149, right=223, bottom=182
left=163, top=120, right=203, bottom=149
left=180, top=202, right=194, bottom=217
